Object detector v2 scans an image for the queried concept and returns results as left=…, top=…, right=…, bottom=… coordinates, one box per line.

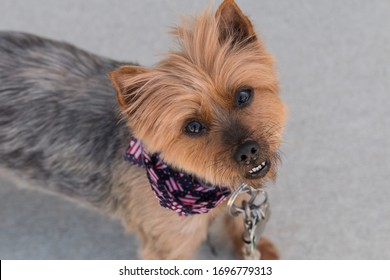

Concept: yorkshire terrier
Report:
left=0, top=0, right=286, bottom=259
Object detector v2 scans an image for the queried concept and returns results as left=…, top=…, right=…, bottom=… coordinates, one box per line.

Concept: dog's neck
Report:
left=125, top=137, right=231, bottom=216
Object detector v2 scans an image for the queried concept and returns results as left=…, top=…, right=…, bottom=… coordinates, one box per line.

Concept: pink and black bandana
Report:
left=125, top=137, right=231, bottom=216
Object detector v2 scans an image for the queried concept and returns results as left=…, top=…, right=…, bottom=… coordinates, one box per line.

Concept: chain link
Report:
left=227, top=183, right=270, bottom=260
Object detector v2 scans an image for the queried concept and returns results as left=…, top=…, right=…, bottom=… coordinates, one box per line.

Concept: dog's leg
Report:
left=226, top=213, right=279, bottom=260
left=117, top=171, right=210, bottom=260
left=136, top=213, right=210, bottom=259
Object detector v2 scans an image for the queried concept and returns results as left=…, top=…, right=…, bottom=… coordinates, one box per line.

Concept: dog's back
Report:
left=0, top=32, right=131, bottom=208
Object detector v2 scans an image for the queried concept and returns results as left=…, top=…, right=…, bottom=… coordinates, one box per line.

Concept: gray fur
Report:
left=0, top=31, right=135, bottom=212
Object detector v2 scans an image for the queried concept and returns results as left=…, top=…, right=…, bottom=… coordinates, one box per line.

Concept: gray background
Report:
left=0, top=0, right=389, bottom=259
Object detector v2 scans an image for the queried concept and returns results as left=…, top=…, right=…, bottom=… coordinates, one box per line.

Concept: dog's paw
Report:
left=258, top=237, right=280, bottom=260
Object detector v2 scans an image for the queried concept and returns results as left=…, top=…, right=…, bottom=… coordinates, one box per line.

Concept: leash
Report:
left=227, top=184, right=270, bottom=260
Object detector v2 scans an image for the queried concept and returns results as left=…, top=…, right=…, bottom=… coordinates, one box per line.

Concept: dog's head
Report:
left=110, top=0, right=287, bottom=189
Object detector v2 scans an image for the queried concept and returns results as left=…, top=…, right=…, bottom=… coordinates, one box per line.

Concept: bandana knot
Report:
left=125, top=137, right=231, bottom=217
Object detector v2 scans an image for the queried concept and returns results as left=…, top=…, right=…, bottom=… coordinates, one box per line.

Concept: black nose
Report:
left=233, top=140, right=260, bottom=165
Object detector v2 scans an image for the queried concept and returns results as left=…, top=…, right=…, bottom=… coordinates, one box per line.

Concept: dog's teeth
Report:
left=249, top=163, right=268, bottom=174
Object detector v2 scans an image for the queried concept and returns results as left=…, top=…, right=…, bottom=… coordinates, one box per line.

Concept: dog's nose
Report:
left=233, top=140, right=260, bottom=165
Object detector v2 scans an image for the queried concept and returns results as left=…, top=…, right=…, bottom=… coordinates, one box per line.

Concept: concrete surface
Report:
left=0, top=0, right=389, bottom=259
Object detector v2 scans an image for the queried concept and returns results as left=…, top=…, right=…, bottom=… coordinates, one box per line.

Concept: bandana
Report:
left=125, top=137, right=231, bottom=216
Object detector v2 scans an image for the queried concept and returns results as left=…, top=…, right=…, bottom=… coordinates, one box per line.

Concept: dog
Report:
left=0, top=0, right=286, bottom=259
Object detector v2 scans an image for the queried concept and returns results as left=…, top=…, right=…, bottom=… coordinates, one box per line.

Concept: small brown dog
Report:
left=109, top=0, right=286, bottom=259
left=0, top=0, right=286, bottom=259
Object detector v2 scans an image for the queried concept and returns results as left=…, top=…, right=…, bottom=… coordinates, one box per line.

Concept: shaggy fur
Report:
left=0, top=0, right=286, bottom=259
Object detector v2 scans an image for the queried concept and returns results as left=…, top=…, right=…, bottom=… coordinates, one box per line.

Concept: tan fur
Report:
left=109, top=0, right=287, bottom=259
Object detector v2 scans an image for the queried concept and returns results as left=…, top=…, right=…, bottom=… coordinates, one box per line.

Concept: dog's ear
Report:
left=109, top=66, right=149, bottom=110
left=216, top=0, right=257, bottom=46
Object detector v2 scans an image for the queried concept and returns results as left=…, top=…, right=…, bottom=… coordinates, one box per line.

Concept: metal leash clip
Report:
left=227, top=183, right=270, bottom=260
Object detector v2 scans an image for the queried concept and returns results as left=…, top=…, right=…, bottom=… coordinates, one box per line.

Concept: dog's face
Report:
left=110, top=0, right=286, bottom=189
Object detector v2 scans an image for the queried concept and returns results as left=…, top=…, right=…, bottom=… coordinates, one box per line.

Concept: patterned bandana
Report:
left=125, top=137, right=231, bottom=216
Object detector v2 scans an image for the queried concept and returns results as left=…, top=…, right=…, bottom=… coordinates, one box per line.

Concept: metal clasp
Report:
left=227, top=183, right=270, bottom=260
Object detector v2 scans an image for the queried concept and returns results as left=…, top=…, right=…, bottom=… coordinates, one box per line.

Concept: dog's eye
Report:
left=184, top=120, right=205, bottom=136
left=236, top=88, right=253, bottom=107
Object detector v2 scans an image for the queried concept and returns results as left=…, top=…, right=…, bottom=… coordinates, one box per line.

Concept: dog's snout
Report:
left=233, top=140, right=260, bottom=165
